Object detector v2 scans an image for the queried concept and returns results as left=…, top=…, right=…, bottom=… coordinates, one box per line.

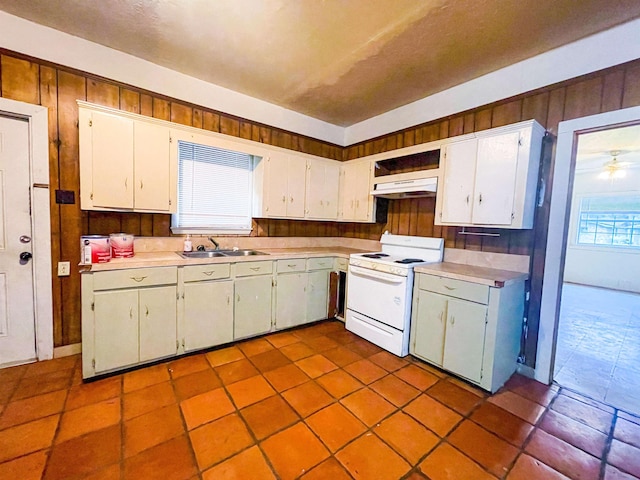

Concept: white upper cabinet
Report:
left=436, top=120, right=545, bottom=229
left=306, top=158, right=340, bottom=220
left=256, top=152, right=307, bottom=219
left=79, top=103, right=176, bottom=213
left=339, top=160, right=374, bottom=222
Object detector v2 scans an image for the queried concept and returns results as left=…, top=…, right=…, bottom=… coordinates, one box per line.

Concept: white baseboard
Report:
left=53, top=343, right=81, bottom=358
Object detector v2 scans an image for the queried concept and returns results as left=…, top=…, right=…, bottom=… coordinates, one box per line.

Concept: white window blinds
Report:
left=174, top=141, right=253, bottom=233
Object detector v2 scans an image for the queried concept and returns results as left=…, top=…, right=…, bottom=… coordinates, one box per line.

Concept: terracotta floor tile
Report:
left=124, top=435, right=197, bottom=480
left=470, top=402, right=535, bottom=447
left=263, top=363, right=310, bottom=392
left=11, top=369, right=71, bottom=401
left=348, top=338, right=382, bottom=357
left=419, top=443, right=496, bottom=480
left=306, top=403, right=366, bottom=452
left=55, top=397, right=120, bottom=443
left=80, top=463, right=122, bottom=480
left=551, top=394, right=613, bottom=434
left=123, top=381, right=176, bottom=420
left=608, top=440, right=640, bottom=477
left=447, top=376, right=489, bottom=397
left=525, top=428, right=601, bottom=480
left=304, top=335, right=339, bottom=352
left=507, top=454, right=571, bottom=480
left=404, top=394, right=462, bottom=437
left=427, top=379, right=483, bottom=415
left=301, top=458, right=353, bottom=480
left=265, top=331, right=300, bottom=348
left=489, top=390, right=546, bottom=424
left=280, top=342, right=315, bottom=361
left=124, top=403, right=185, bottom=457
left=173, top=368, right=222, bottom=400
left=202, top=445, right=276, bottom=480
left=214, top=359, right=259, bottom=385
left=0, top=389, right=66, bottom=429
left=0, top=380, right=17, bottom=405
left=374, top=411, right=439, bottom=464
left=504, top=374, right=558, bottom=406
left=614, top=417, right=640, bottom=449
left=394, top=364, right=440, bottom=391
left=261, top=422, right=330, bottom=480
left=295, top=354, right=338, bottom=378
left=448, top=420, right=519, bottom=477
left=168, top=354, right=211, bottom=379
left=344, top=359, right=387, bottom=384
left=180, top=387, right=235, bottom=430
left=341, top=388, right=396, bottom=427
left=604, top=464, right=640, bottom=480
left=23, top=355, right=77, bottom=378
left=293, top=325, right=326, bottom=341
left=237, top=338, right=274, bottom=357
left=123, top=363, right=170, bottom=393
left=326, top=329, right=361, bottom=345
left=410, top=359, right=448, bottom=378
left=0, top=363, right=28, bottom=383
left=190, top=413, right=254, bottom=469
left=282, top=381, right=333, bottom=417
left=336, top=431, right=411, bottom=480
left=44, top=425, right=121, bottom=480
left=65, top=376, right=121, bottom=411
left=539, top=409, right=607, bottom=458
left=205, top=346, right=245, bottom=367
left=316, top=369, right=364, bottom=399
left=322, top=345, right=363, bottom=367
left=240, top=395, right=298, bottom=440
left=0, top=450, right=47, bottom=480
left=369, top=350, right=408, bottom=372
left=249, top=348, right=292, bottom=373
left=0, top=414, right=59, bottom=463
left=371, top=374, right=420, bottom=407
left=226, top=375, right=275, bottom=409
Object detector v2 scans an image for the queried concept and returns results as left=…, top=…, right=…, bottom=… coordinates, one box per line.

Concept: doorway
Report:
left=536, top=106, right=640, bottom=412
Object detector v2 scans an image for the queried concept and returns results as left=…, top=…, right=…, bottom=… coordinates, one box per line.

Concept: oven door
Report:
left=346, top=264, right=410, bottom=330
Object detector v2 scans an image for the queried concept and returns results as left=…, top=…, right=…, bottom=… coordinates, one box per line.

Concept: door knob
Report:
left=19, top=251, right=33, bottom=264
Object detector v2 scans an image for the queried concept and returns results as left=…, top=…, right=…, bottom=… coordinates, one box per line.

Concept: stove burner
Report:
left=362, top=253, right=390, bottom=258
left=395, top=258, right=425, bottom=264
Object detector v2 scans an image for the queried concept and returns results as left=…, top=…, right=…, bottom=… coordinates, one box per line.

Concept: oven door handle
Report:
left=349, top=265, right=405, bottom=284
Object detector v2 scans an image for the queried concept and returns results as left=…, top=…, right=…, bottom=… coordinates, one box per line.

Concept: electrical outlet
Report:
left=58, top=261, right=70, bottom=277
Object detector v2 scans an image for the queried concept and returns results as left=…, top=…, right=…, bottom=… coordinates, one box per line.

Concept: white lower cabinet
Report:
left=182, top=280, right=234, bottom=352
left=234, top=275, right=273, bottom=340
left=410, top=273, right=524, bottom=392
left=139, top=286, right=179, bottom=362
left=275, top=272, right=308, bottom=329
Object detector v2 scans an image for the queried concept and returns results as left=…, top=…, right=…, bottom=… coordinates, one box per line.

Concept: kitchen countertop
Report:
left=414, top=261, right=529, bottom=288
left=81, top=246, right=367, bottom=272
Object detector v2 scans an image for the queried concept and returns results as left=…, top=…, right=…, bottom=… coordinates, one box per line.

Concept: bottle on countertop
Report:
left=183, top=234, right=192, bottom=252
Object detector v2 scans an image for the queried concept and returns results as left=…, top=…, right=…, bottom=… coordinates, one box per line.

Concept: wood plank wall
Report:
left=1, top=46, right=639, bottom=349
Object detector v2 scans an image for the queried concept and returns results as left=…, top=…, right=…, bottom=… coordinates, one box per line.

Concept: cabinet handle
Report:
left=466, top=194, right=470, bottom=205
left=282, top=195, right=286, bottom=203
left=124, top=178, right=128, bottom=189
left=287, top=264, right=296, bottom=268
left=290, top=196, right=294, bottom=203
left=129, top=307, right=133, bottom=319
left=356, top=200, right=360, bottom=208
left=444, top=285, right=455, bottom=290
left=450, top=316, right=455, bottom=325
left=227, top=296, right=230, bottom=305
left=250, top=267, right=261, bottom=271
left=237, top=294, right=240, bottom=302
left=478, top=193, right=483, bottom=204
left=203, top=271, right=214, bottom=276
left=320, top=200, right=324, bottom=206
left=131, top=276, right=147, bottom=282
left=140, top=180, right=143, bottom=189
left=145, top=305, right=149, bottom=316
left=439, top=311, right=444, bottom=323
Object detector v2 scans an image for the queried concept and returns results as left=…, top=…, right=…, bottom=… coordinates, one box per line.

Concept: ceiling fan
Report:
left=598, top=150, right=632, bottom=179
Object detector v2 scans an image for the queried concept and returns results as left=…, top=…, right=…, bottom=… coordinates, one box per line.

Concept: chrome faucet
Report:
left=208, top=237, right=220, bottom=250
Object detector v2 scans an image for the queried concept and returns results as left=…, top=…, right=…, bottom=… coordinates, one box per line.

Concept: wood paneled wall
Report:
left=1, top=46, right=639, bottom=350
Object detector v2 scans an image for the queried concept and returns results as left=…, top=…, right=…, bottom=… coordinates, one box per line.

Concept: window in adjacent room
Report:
left=576, top=194, right=640, bottom=248
left=171, top=140, right=254, bottom=234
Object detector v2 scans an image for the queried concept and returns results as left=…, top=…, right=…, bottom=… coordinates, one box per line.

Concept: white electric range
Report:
left=346, top=232, right=444, bottom=356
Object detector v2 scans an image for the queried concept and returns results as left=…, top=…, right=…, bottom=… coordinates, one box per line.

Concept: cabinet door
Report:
left=443, top=298, right=487, bottom=383
left=324, top=163, right=340, bottom=219
left=441, top=139, right=477, bottom=224
left=339, top=163, right=354, bottom=220
left=307, top=270, right=329, bottom=322
left=265, top=155, right=288, bottom=217
left=411, top=290, right=447, bottom=366
left=473, top=132, right=520, bottom=225
left=353, top=161, right=372, bottom=221
left=305, top=160, right=325, bottom=219
left=275, top=273, right=307, bottom=329
left=94, top=289, right=139, bottom=372
left=134, top=121, right=171, bottom=211
left=183, top=280, right=233, bottom=351
left=234, top=276, right=272, bottom=339
left=287, top=156, right=307, bottom=218
left=91, top=111, right=134, bottom=209
left=139, top=286, right=177, bottom=362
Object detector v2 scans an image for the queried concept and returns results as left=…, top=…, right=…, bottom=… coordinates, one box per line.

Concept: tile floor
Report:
left=555, top=283, right=640, bottom=416
left=1, top=319, right=640, bottom=479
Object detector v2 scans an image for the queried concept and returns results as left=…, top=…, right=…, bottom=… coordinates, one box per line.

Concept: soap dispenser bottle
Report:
left=183, top=234, right=192, bottom=252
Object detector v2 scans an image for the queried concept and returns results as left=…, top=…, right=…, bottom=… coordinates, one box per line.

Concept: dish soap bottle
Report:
left=183, top=234, right=192, bottom=252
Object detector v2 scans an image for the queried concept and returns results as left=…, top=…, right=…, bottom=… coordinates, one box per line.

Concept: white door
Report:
left=265, top=155, right=288, bottom=217
left=307, top=270, right=329, bottom=322
left=0, top=116, right=36, bottom=367
left=234, top=276, right=272, bottom=339
left=305, top=159, right=325, bottom=219
left=441, top=139, right=478, bottom=224
left=139, top=286, right=177, bottom=362
left=134, top=122, right=171, bottom=211
left=443, top=298, right=487, bottom=383
left=183, top=280, right=233, bottom=351
left=412, top=290, right=447, bottom=366
left=353, top=162, right=372, bottom=221
left=286, top=156, right=307, bottom=218
left=275, top=273, right=307, bottom=329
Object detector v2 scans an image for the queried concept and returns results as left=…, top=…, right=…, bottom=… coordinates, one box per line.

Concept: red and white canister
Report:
left=81, top=235, right=111, bottom=264
left=110, top=233, right=135, bottom=258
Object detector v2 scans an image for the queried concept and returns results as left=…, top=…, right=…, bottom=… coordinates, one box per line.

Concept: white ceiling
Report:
left=576, top=124, right=640, bottom=171
left=1, top=1, right=640, bottom=127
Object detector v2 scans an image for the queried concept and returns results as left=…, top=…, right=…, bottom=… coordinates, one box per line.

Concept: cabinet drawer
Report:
left=183, top=263, right=230, bottom=282
left=235, top=261, right=273, bottom=277
left=93, top=266, right=177, bottom=291
left=334, top=257, right=348, bottom=271
left=307, top=257, right=333, bottom=271
left=418, top=274, right=489, bottom=304
left=276, top=258, right=306, bottom=273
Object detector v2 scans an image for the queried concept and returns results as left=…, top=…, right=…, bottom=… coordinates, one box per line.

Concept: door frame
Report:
left=0, top=97, right=53, bottom=363
left=534, top=105, right=640, bottom=384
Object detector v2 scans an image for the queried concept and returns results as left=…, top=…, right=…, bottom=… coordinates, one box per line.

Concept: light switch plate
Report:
left=58, top=261, right=70, bottom=276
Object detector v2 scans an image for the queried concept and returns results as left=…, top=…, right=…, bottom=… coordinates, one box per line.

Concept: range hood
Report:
left=371, top=175, right=438, bottom=199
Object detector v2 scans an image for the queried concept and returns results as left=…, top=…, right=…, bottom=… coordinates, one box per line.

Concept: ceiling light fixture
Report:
left=598, top=151, right=627, bottom=180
